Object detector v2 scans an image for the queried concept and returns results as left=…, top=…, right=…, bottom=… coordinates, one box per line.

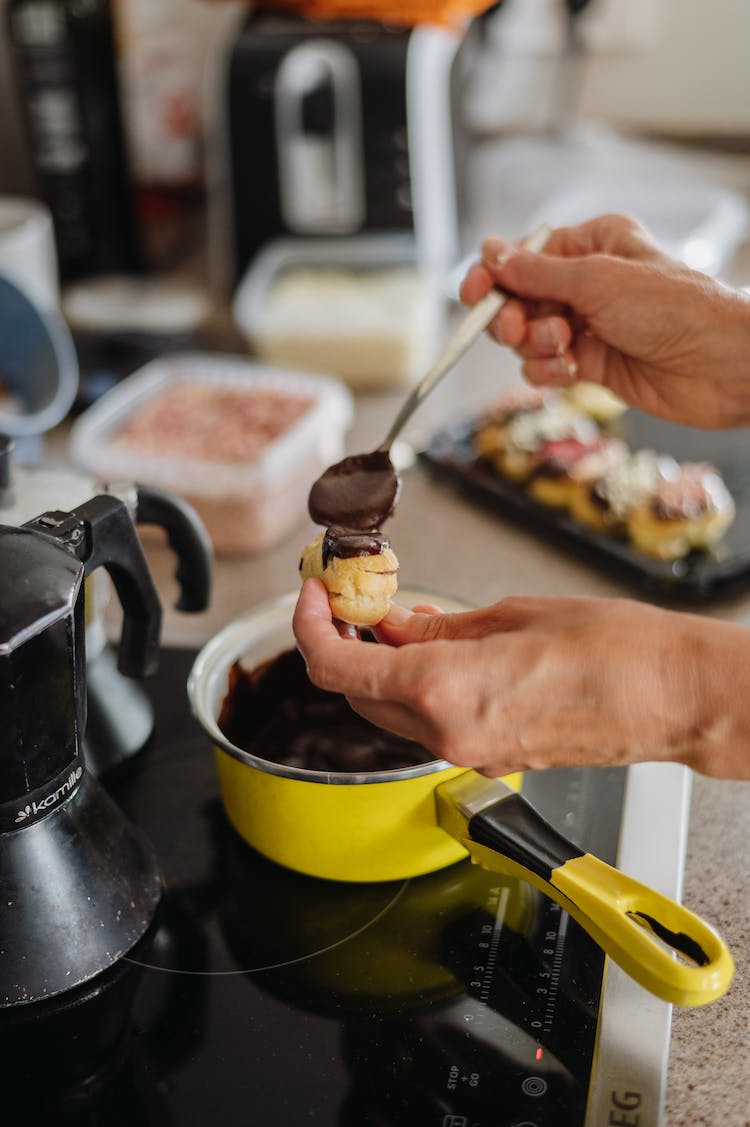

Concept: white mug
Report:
left=0, top=196, right=59, bottom=311
left=0, top=196, right=78, bottom=440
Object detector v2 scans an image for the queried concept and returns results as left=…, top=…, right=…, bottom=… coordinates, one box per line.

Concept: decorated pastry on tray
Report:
left=627, top=462, right=736, bottom=561
left=495, top=400, right=600, bottom=485
left=563, top=380, right=628, bottom=425
left=470, top=380, right=737, bottom=560
left=472, top=386, right=550, bottom=464
left=569, top=449, right=680, bottom=536
left=527, top=434, right=628, bottom=510
left=299, top=526, right=399, bottom=626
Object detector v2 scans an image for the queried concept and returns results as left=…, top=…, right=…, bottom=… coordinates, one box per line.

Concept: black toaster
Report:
left=212, top=9, right=477, bottom=288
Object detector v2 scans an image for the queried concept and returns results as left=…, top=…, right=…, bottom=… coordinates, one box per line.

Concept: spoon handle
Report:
left=380, top=223, right=552, bottom=451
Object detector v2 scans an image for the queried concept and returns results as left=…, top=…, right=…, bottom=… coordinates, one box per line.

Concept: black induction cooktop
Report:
left=4, top=648, right=628, bottom=1127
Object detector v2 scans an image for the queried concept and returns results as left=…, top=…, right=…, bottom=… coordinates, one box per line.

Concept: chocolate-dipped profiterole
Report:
left=300, top=527, right=399, bottom=626
left=218, top=646, right=434, bottom=773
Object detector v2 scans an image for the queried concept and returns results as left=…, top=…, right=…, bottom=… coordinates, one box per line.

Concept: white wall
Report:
left=576, top=0, right=750, bottom=135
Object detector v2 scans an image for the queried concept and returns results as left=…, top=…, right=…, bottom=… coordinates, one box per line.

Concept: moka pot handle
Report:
left=26, top=494, right=162, bottom=678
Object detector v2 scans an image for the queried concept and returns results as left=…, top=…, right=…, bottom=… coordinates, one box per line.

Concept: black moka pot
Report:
left=0, top=435, right=213, bottom=780
left=0, top=494, right=165, bottom=1010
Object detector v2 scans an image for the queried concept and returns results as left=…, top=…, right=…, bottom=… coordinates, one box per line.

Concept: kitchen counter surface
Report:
left=124, top=325, right=750, bottom=1127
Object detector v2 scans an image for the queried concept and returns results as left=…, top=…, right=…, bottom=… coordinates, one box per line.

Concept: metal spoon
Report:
left=308, top=223, right=552, bottom=530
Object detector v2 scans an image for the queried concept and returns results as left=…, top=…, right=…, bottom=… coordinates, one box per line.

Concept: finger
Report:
left=372, top=603, right=439, bottom=647
left=334, top=619, right=360, bottom=640
left=294, top=579, right=398, bottom=696
left=521, top=352, right=579, bottom=387
left=520, top=314, right=573, bottom=359
left=486, top=297, right=528, bottom=349
left=346, top=695, right=433, bottom=750
left=459, top=261, right=495, bottom=304
left=347, top=695, right=531, bottom=778
left=482, top=244, right=603, bottom=316
left=376, top=605, right=515, bottom=646
left=461, top=263, right=558, bottom=347
left=294, top=577, right=336, bottom=632
left=371, top=602, right=445, bottom=646
left=463, top=268, right=559, bottom=353
left=474, top=761, right=532, bottom=780
left=293, top=577, right=346, bottom=659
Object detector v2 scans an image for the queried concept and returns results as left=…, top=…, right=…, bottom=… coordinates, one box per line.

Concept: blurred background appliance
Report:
left=6, top=0, right=143, bottom=281
left=213, top=8, right=475, bottom=290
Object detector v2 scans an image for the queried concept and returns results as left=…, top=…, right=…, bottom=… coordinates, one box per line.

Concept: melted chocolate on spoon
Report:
left=308, top=449, right=401, bottom=531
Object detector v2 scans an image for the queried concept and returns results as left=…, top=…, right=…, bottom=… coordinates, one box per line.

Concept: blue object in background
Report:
left=0, top=271, right=78, bottom=447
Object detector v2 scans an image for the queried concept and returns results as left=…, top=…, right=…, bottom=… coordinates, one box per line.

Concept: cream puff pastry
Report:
left=300, top=526, right=399, bottom=626
left=627, top=463, right=736, bottom=560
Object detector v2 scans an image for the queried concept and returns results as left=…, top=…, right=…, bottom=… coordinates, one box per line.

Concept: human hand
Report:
left=294, top=577, right=750, bottom=779
left=460, top=213, right=750, bottom=430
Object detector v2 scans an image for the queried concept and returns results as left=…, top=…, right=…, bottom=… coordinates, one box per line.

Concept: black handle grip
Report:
left=468, top=792, right=584, bottom=882
left=75, top=495, right=162, bottom=678
left=135, top=483, right=212, bottom=613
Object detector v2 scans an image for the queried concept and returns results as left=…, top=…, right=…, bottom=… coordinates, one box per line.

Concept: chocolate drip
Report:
left=322, top=526, right=389, bottom=569
left=218, top=646, right=434, bottom=773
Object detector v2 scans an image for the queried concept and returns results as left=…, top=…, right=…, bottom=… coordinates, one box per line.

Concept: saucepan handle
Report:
left=440, top=784, right=733, bottom=1008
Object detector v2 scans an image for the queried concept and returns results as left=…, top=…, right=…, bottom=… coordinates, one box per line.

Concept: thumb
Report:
left=483, top=240, right=603, bottom=314
left=373, top=603, right=441, bottom=647
left=374, top=604, right=500, bottom=647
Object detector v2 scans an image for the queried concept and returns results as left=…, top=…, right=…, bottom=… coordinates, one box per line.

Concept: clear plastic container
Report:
left=232, top=235, right=443, bottom=390
left=68, top=353, right=353, bottom=555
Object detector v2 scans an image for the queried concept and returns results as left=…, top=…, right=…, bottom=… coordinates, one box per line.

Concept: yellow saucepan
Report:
left=187, top=589, right=734, bottom=1009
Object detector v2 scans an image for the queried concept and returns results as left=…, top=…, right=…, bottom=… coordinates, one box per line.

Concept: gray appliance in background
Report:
left=213, top=10, right=476, bottom=290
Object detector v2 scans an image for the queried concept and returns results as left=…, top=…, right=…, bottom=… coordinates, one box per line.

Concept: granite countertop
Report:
left=128, top=326, right=750, bottom=1126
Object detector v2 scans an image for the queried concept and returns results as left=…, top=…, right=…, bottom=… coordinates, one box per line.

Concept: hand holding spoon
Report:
left=308, top=224, right=552, bottom=530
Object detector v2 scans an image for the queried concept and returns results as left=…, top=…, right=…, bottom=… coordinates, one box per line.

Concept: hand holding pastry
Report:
left=294, top=582, right=750, bottom=780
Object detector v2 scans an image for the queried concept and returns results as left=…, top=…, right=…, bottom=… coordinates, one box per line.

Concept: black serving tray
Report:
left=420, top=409, right=750, bottom=601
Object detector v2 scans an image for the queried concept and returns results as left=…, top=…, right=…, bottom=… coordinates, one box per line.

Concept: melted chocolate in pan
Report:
left=218, top=646, right=434, bottom=774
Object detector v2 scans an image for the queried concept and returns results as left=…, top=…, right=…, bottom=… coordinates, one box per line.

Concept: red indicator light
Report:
left=535, top=1047, right=543, bottom=1061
